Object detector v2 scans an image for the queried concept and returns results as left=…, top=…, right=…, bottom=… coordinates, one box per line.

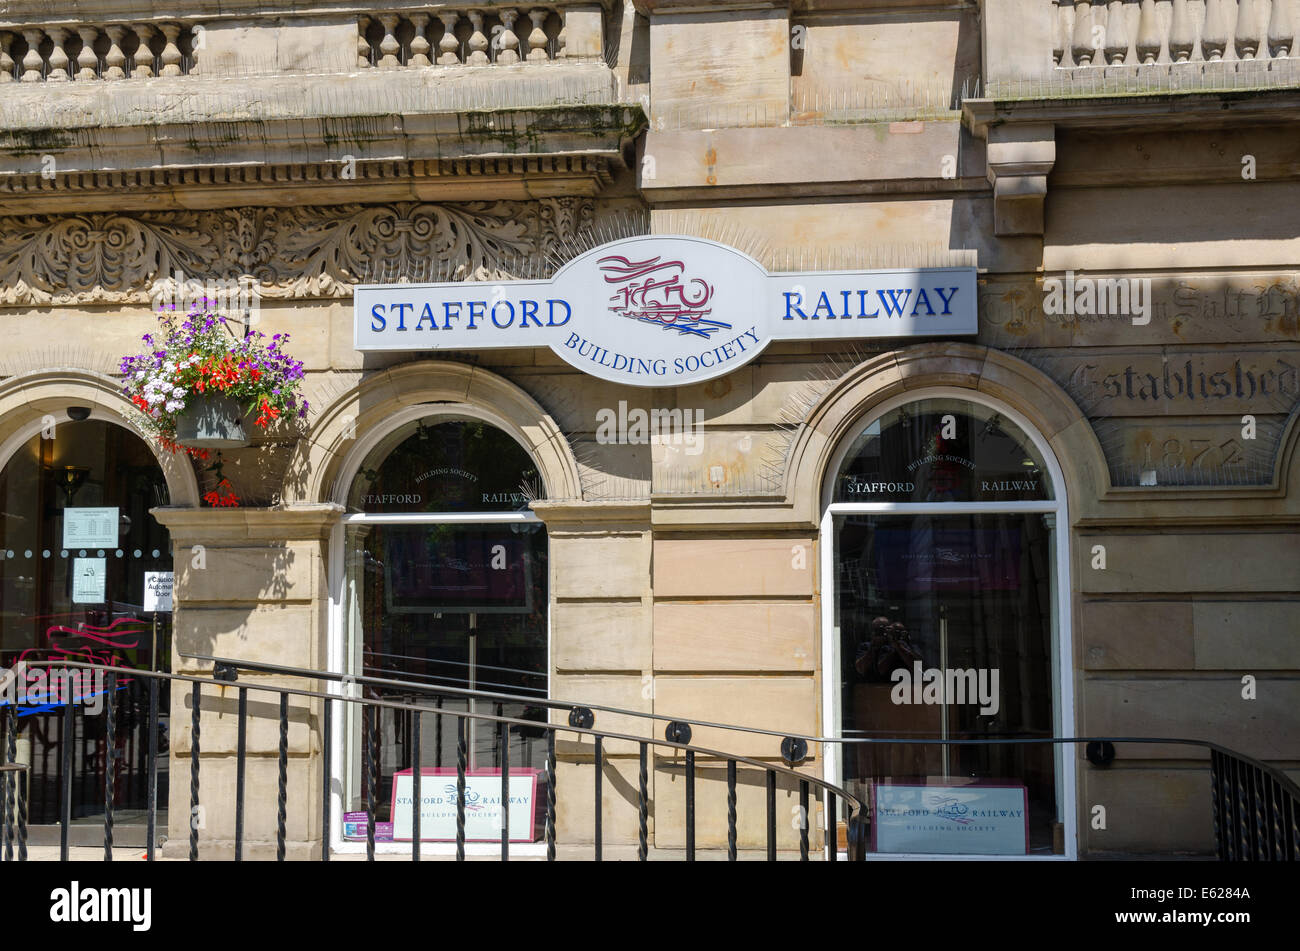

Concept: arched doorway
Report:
left=0, top=417, right=173, bottom=840
left=336, top=413, right=549, bottom=849
left=821, top=389, right=1075, bottom=858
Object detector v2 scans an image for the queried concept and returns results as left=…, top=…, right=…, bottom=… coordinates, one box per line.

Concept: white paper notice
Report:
left=63, top=507, right=119, bottom=549
left=71, top=557, right=107, bottom=604
left=144, top=571, right=174, bottom=612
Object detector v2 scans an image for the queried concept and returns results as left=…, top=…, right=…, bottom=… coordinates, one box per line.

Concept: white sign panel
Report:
left=62, top=507, right=119, bottom=549
left=872, top=783, right=1028, bottom=855
left=355, top=236, right=978, bottom=387
left=71, top=557, right=107, bottom=604
left=144, top=571, right=174, bottom=613
left=391, top=769, right=538, bottom=842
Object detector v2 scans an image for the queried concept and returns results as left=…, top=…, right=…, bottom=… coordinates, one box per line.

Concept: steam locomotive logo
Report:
left=597, top=254, right=733, bottom=340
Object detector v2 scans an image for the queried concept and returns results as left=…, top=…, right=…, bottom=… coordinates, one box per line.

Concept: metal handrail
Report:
left=4, top=658, right=1296, bottom=861
left=3, top=659, right=867, bottom=863
left=184, top=652, right=1300, bottom=801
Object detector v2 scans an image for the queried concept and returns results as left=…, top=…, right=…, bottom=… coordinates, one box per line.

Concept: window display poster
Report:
left=384, top=531, right=531, bottom=613
left=872, top=782, right=1029, bottom=855
left=144, top=571, right=174, bottom=612
left=62, top=507, right=119, bottom=549
left=872, top=527, right=1021, bottom=592
left=391, top=768, right=538, bottom=842
left=71, top=557, right=108, bottom=604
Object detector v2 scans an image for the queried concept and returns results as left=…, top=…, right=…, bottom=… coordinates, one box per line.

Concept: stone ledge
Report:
left=151, top=503, right=344, bottom=543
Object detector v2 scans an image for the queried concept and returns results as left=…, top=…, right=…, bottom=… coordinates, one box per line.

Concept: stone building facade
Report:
left=0, top=0, right=1297, bottom=858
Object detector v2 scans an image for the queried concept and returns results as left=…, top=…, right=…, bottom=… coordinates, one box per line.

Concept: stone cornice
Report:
left=0, top=70, right=644, bottom=211
left=0, top=156, right=617, bottom=215
left=151, top=503, right=344, bottom=543
left=963, top=88, right=1300, bottom=138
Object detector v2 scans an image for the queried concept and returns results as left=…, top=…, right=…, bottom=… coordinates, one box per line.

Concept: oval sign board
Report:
left=355, top=235, right=977, bottom=388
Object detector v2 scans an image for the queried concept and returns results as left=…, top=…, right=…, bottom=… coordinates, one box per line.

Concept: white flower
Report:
left=172, top=387, right=185, bottom=398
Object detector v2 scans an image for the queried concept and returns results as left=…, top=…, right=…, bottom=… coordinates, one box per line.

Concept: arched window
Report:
left=0, top=419, right=173, bottom=830
left=823, top=393, right=1072, bottom=858
left=831, top=397, right=1053, bottom=504
left=340, top=416, right=548, bottom=848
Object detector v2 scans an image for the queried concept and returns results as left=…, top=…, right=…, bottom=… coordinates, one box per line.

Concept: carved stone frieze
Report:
left=0, top=197, right=598, bottom=305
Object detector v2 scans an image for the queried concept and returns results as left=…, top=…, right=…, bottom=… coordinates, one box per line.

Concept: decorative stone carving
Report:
left=0, top=198, right=600, bottom=306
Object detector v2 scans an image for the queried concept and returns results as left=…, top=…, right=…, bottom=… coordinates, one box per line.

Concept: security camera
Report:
left=66, top=407, right=91, bottom=421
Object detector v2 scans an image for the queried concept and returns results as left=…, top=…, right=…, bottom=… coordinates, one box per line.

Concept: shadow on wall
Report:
left=978, top=271, right=1300, bottom=488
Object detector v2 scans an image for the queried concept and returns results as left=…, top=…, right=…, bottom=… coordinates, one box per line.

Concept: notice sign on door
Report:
left=63, top=507, right=119, bottom=549
left=71, top=557, right=107, bottom=604
left=391, top=768, right=538, bottom=842
left=872, top=782, right=1029, bottom=855
left=144, top=571, right=173, bottom=612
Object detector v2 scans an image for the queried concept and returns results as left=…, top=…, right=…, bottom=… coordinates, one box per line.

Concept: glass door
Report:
left=825, top=396, right=1069, bottom=856
left=0, top=420, right=172, bottom=837
left=339, top=417, right=549, bottom=844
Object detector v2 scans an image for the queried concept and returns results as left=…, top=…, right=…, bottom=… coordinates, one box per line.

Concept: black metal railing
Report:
left=1, top=659, right=865, bottom=862
left=2, top=657, right=1297, bottom=861
left=187, top=652, right=1300, bottom=862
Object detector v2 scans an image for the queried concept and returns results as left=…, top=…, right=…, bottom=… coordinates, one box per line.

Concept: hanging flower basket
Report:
left=174, top=393, right=249, bottom=449
left=119, top=304, right=310, bottom=455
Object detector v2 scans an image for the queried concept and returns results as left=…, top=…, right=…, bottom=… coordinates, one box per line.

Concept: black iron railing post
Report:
left=365, top=704, right=378, bottom=863
left=235, top=686, right=247, bottom=862
left=685, top=749, right=695, bottom=862
left=727, top=759, right=737, bottom=862
left=412, top=712, right=422, bottom=862
left=189, top=682, right=200, bottom=861
left=277, top=693, right=288, bottom=862
left=638, top=742, right=648, bottom=861
left=500, top=720, right=509, bottom=862
left=456, top=718, right=467, bottom=862
left=594, top=735, right=603, bottom=862
left=321, top=693, right=332, bottom=862
left=545, top=730, right=556, bottom=861
left=104, top=672, right=116, bottom=861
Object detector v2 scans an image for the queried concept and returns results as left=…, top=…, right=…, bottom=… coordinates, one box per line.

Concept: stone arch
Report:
left=783, top=342, right=1107, bottom=522
left=290, top=360, right=583, bottom=506
left=0, top=367, right=201, bottom=507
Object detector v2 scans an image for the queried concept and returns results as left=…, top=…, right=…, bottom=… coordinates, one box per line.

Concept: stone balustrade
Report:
left=1054, top=0, right=1296, bottom=67
left=357, top=7, right=598, bottom=68
left=0, top=21, right=197, bottom=81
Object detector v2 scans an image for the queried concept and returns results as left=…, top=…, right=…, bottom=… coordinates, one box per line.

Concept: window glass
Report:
left=834, top=511, right=1060, bottom=855
left=347, top=418, right=540, bottom=513
left=832, top=398, right=1053, bottom=503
